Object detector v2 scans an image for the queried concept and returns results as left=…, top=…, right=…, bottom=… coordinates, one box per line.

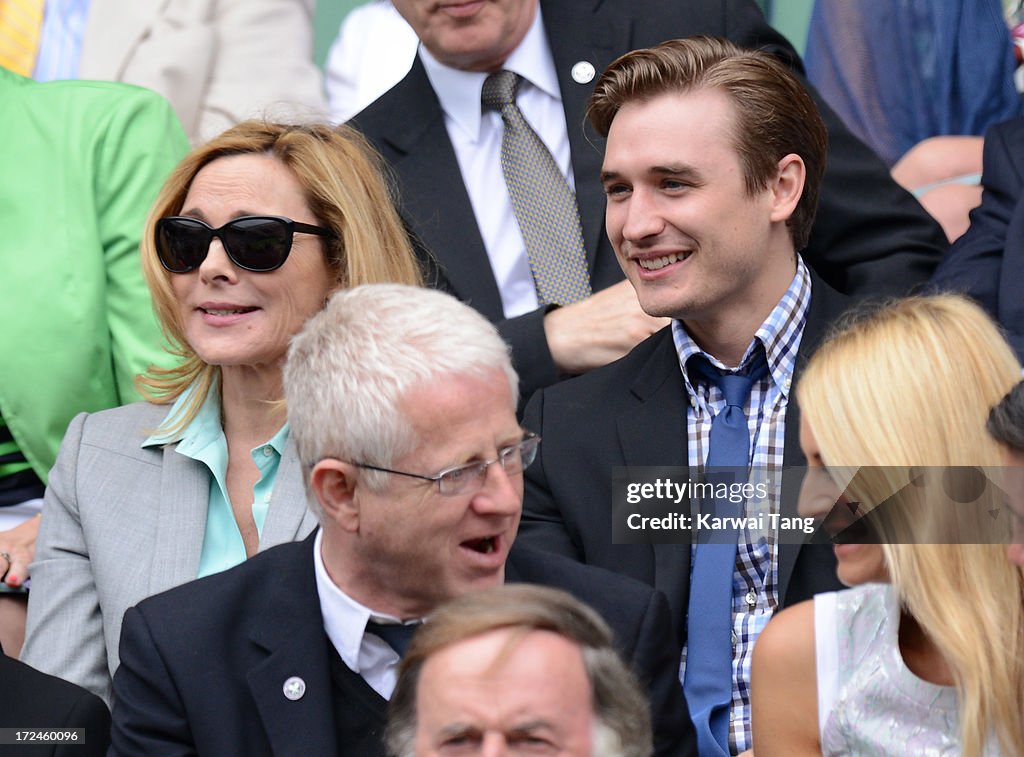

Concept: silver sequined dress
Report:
left=815, top=583, right=997, bottom=755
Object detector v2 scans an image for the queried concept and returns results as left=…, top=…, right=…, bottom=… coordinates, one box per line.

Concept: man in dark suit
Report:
left=930, top=117, right=1024, bottom=358
left=0, top=644, right=110, bottom=756
left=109, top=285, right=695, bottom=757
left=351, top=0, right=945, bottom=402
left=518, top=38, right=847, bottom=756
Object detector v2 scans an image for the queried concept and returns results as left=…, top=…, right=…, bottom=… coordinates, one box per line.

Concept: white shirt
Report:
left=420, top=8, right=573, bottom=318
left=324, top=2, right=419, bottom=122
left=313, top=530, right=412, bottom=700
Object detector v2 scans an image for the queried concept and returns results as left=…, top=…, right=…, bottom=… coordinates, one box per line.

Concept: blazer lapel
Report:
left=261, top=438, right=319, bottom=549
left=776, top=275, right=852, bottom=599
left=79, top=0, right=167, bottom=79
left=247, top=539, right=337, bottom=757
left=149, top=429, right=316, bottom=597
left=616, top=330, right=692, bottom=637
left=543, top=0, right=632, bottom=270
left=780, top=279, right=842, bottom=470
left=617, top=332, right=689, bottom=469
left=148, top=440, right=208, bottom=597
left=369, top=61, right=506, bottom=321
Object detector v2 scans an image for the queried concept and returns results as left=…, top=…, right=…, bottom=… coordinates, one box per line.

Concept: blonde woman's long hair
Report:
left=797, top=295, right=1024, bottom=757
left=137, top=121, right=422, bottom=435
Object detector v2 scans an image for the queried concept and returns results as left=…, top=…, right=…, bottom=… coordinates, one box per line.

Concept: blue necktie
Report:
left=365, top=620, right=420, bottom=658
left=683, top=350, right=769, bottom=756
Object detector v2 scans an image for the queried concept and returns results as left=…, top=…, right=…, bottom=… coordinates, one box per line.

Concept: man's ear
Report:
left=769, top=153, right=806, bottom=224
left=311, top=459, right=361, bottom=532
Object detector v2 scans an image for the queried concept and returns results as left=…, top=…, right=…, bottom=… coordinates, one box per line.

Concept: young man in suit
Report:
left=351, top=0, right=945, bottom=404
left=518, top=37, right=849, bottom=756
left=109, top=285, right=695, bottom=757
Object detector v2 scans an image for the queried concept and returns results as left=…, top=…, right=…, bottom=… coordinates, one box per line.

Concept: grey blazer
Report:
left=20, top=401, right=317, bottom=705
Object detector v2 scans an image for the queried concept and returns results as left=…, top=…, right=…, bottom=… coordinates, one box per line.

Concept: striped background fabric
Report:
left=0, top=0, right=44, bottom=75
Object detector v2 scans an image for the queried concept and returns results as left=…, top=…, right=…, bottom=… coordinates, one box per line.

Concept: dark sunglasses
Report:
left=155, top=215, right=335, bottom=273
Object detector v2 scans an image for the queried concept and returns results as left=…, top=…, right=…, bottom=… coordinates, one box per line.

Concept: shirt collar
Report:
left=313, top=530, right=408, bottom=674
left=142, top=381, right=220, bottom=449
left=673, top=256, right=812, bottom=401
left=262, top=421, right=290, bottom=458
left=419, top=7, right=560, bottom=143
left=142, top=381, right=289, bottom=458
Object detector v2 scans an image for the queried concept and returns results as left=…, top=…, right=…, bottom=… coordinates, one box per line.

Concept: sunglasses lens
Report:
left=223, top=217, right=292, bottom=271
left=156, top=218, right=210, bottom=273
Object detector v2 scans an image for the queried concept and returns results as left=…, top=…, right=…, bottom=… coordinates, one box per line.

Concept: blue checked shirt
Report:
left=673, top=257, right=811, bottom=755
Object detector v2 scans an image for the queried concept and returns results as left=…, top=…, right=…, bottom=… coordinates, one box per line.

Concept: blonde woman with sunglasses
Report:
left=20, top=121, right=421, bottom=703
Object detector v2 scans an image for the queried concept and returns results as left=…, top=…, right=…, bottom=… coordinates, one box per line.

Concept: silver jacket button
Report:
left=283, top=676, right=306, bottom=701
left=571, top=61, right=596, bottom=84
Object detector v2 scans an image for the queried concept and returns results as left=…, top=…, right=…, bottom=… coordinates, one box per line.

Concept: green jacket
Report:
left=0, top=67, right=189, bottom=482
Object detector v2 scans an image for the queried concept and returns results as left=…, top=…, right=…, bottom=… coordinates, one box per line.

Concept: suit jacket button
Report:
left=283, top=676, right=306, bottom=701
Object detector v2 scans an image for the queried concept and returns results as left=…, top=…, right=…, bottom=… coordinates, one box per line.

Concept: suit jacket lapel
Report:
left=261, top=438, right=319, bottom=548
left=149, top=426, right=315, bottom=597
left=781, top=275, right=844, bottom=470
left=776, top=275, right=851, bottom=600
left=368, top=61, right=505, bottom=321
left=541, top=0, right=630, bottom=269
left=617, top=330, right=692, bottom=636
left=148, top=439, right=208, bottom=597
left=79, top=0, right=166, bottom=79
left=247, top=538, right=337, bottom=757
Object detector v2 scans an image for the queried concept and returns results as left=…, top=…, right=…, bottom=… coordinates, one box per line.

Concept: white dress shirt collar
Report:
left=313, top=530, right=408, bottom=699
left=419, top=7, right=561, bottom=144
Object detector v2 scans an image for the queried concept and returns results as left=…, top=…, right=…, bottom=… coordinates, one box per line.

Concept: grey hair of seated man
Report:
left=384, top=584, right=653, bottom=757
left=283, top=283, right=518, bottom=518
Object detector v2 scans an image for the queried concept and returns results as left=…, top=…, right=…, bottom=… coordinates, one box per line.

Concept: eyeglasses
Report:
left=155, top=215, right=335, bottom=273
left=352, top=433, right=541, bottom=496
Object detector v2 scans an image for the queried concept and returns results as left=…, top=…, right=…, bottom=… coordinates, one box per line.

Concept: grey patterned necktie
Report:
left=481, top=70, right=592, bottom=306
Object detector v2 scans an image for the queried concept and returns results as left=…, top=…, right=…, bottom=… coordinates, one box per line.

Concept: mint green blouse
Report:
left=143, top=385, right=288, bottom=578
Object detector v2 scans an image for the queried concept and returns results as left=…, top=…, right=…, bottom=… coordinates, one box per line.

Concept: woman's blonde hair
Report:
left=137, top=121, right=422, bottom=432
left=797, top=295, right=1024, bottom=757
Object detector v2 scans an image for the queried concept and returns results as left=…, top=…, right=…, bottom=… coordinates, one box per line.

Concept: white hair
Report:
left=283, top=284, right=517, bottom=518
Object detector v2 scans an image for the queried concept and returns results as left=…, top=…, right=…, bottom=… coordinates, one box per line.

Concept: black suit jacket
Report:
left=518, top=273, right=850, bottom=645
left=0, top=648, right=111, bottom=757
left=930, top=116, right=1024, bottom=358
left=351, top=0, right=944, bottom=400
left=110, top=534, right=696, bottom=757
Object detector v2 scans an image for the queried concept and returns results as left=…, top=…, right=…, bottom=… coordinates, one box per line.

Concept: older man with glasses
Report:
left=108, top=284, right=695, bottom=757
